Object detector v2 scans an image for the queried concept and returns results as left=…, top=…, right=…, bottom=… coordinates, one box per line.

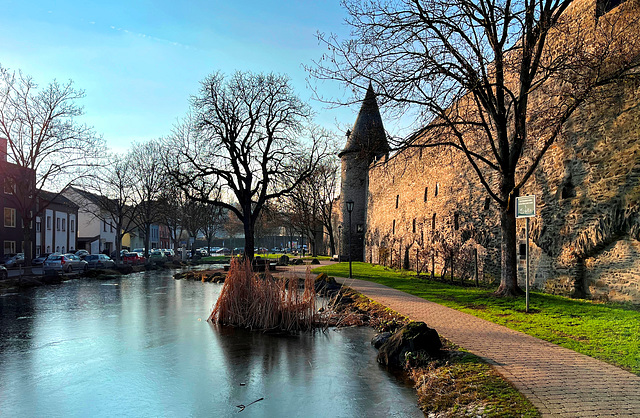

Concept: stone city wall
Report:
left=364, top=0, right=640, bottom=302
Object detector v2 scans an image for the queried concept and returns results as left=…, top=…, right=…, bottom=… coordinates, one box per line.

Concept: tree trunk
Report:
left=22, top=224, right=33, bottom=266
left=495, top=200, right=524, bottom=296
left=243, top=212, right=255, bottom=261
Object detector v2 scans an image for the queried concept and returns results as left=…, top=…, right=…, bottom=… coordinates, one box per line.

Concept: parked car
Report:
left=44, top=254, right=88, bottom=273
left=32, top=253, right=54, bottom=266
left=216, top=247, right=231, bottom=255
left=163, top=249, right=175, bottom=258
left=148, top=250, right=167, bottom=263
left=123, top=252, right=144, bottom=265
left=133, top=248, right=146, bottom=257
left=0, top=265, right=7, bottom=280
left=232, top=248, right=244, bottom=256
left=110, top=250, right=128, bottom=261
left=196, top=248, right=209, bottom=257
left=74, top=249, right=90, bottom=259
left=84, top=254, right=116, bottom=270
left=0, top=253, right=17, bottom=265
left=4, top=253, right=24, bottom=268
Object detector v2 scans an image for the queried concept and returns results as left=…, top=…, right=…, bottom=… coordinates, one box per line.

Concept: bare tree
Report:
left=201, top=202, right=226, bottom=252
left=79, top=153, right=139, bottom=263
left=310, top=0, right=640, bottom=295
left=284, top=159, right=340, bottom=256
left=157, top=185, right=188, bottom=253
left=0, top=66, right=103, bottom=264
left=167, top=71, right=331, bottom=260
left=129, top=140, right=164, bottom=257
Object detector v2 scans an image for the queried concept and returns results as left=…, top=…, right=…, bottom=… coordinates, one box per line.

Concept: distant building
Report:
left=0, top=137, right=36, bottom=257
left=35, top=191, right=79, bottom=256
left=62, top=186, right=117, bottom=255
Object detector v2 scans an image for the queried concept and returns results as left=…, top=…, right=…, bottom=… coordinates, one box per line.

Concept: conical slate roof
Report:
left=339, top=83, right=389, bottom=161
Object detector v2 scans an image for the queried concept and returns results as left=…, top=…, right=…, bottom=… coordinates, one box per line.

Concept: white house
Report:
left=62, top=186, right=117, bottom=255
left=35, top=191, right=79, bottom=256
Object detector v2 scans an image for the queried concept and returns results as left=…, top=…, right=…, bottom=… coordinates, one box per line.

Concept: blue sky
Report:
left=0, top=0, right=368, bottom=153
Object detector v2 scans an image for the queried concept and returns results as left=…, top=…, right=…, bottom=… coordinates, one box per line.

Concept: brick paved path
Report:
left=278, top=263, right=640, bottom=417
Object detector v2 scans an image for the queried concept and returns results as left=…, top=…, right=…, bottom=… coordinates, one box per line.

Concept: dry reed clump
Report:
left=208, top=258, right=317, bottom=332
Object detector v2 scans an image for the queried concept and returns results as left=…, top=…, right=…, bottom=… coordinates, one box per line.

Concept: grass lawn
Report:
left=313, top=262, right=640, bottom=375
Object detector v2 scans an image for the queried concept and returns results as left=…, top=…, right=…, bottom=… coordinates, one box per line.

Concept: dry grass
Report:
left=208, top=258, right=317, bottom=332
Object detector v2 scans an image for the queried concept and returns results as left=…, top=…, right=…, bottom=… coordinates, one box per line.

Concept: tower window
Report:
left=431, top=213, right=436, bottom=229
left=562, top=177, right=576, bottom=199
left=424, top=187, right=428, bottom=202
left=392, top=220, right=396, bottom=234
left=395, top=195, right=399, bottom=209
left=454, top=213, right=459, bottom=230
left=435, top=183, right=439, bottom=197
left=412, top=218, right=416, bottom=233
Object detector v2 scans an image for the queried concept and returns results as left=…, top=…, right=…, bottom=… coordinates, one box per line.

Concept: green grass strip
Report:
left=313, top=262, right=640, bottom=375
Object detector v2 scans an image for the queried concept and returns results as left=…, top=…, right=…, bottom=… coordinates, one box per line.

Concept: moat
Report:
left=0, top=269, right=422, bottom=417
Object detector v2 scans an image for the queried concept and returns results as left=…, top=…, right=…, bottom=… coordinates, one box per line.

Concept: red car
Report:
left=123, top=252, right=144, bottom=265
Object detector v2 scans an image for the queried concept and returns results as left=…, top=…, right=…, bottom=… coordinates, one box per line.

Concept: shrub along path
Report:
left=281, top=262, right=640, bottom=417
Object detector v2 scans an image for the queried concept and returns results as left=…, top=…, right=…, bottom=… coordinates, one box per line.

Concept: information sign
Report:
left=516, top=195, right=536, bottom=218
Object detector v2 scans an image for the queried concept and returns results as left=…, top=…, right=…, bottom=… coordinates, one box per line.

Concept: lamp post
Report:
left=346, top=200, right=354, bottom=279
left=337, top=225, right=342, bottom=260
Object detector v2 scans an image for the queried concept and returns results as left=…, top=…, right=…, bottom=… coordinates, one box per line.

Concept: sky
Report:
left=0, top=0, right=370, bottom=154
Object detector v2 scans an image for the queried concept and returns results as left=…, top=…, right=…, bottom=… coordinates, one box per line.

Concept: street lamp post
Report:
left=337, top=225, right=342, bottom=260
left=346, top=200, right=354, bottom=279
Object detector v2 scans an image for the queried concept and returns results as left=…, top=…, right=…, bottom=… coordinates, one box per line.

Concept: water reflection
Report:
left=0, top=270, right=421, bottom=417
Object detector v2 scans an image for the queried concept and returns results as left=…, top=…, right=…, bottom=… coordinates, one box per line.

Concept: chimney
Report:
left=0, top=137, right=6, bottom=162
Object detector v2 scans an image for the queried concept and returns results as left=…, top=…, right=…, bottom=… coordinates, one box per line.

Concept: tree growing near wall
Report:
left=167, top=71, right=330, bottom=260
left=310, top=0, right=640, bottom=296
left=0, top=66, right=103, bottom=264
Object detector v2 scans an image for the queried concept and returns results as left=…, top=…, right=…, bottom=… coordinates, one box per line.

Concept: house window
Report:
left=4, top=208, right=16, bottom=228
left=4, top=241, right=16, bottom=254
left=432, top=213, right=436, bottom=229
left=4, top=178, right=15, bottom=194
left=46, top=246, right=51, bottom=252
left=36, top=245, right=41, bottom=257
left=71, top=220, right=75, bottom=232
left=61, top=246, right=65, bottom=253
left=47, top=216, right=51, bottom=230
left=104, top=220, right=107, bottom=232
left=110, top=222, right=113, bottom=233
left=395, top=195, right=399, bottom=209
left=56, top=218, right=60, bottom=231
left=62, top=218, right=66, bottom=231
left=36, top=220, right=41, bottom=232
left=56, top=246, right=60, bottom=253
left=435, top=183, right=439, bottom=197
left=424, top=187, right=428, bottom=203
left=392, top=220, right=396, bottom=235
left=412, top=218, right=416, bottom=233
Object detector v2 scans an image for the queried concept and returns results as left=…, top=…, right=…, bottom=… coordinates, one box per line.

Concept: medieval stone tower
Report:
left=339, top=84, right=389, bottom=262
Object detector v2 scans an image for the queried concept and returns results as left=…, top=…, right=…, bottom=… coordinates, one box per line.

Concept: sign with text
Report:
left=516, top=195, right=536, bottom=218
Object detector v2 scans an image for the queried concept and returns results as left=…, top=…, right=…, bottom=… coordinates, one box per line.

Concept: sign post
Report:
left=515, top=195, right=536, bottom=313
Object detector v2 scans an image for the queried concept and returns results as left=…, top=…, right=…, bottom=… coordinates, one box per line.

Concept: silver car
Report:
left=44, top=254, right=88, bottom=273
left=84, top=254, right=116, bottom=270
